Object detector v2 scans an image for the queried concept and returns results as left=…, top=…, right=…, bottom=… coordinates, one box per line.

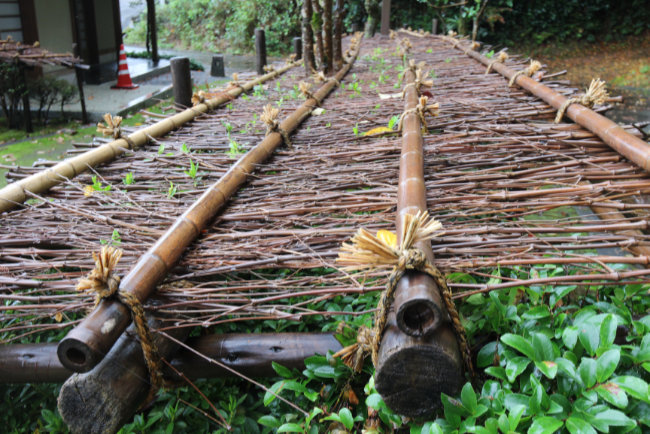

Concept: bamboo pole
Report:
left=443, top=36, right=650, bottom=171
left=373, top=59, right=462, bottom=417
left=0, top=333, right=342, bottom=384
left=0, top=61, right=299, bottom=214
left=56, top=40, right=362, bottom=374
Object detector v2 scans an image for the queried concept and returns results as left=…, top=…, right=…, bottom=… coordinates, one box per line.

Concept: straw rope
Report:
left=299, top=81, right=317, bottom=103
left=485, top=51, right=508, bottom=74
left=263, top=64, right=275, bottom=73
left=464, top=41, right=480, bottom=54
left=397, top=95, right=439, bottom=133
left=334, top=212, right=474, bottom=376
left=261, top=104, right=292, bottom=147
left=97, top=114, right=136, bottom=148
left=508, top=60, right=542, bottom=87
left=76, top=246, right=163, bottom=397
left=191, top=90, right=206, bottom=106
left=555, top=78, right=609, bottom=123
left=402, top=61, right=433, bottom=97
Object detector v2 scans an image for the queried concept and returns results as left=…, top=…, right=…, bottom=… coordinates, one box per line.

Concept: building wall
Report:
left=0, top=1, right=23, bottom=41
left=94, top=0, right=117, bottom=64
left=33, top=0, right=73, bottom=54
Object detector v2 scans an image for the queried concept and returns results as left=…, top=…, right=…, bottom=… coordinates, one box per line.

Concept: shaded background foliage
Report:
left=125, top=0, right=650, bottom=54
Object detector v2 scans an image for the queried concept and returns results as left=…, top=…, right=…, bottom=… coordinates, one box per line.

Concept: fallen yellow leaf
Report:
left=83, top=185, right=94, bottom=197
left=376, top=229, right=397, bottom=248
left=363, top=126, right=395, bottom=136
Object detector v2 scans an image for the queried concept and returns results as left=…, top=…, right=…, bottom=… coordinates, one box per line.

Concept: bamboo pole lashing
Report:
left=56, top=39, right=363, bottom=374
left=441, top=35, right=650, bottom=171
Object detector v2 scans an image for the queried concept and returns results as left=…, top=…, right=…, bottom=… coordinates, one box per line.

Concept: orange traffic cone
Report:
left=111, top=44, right=139, bottom=89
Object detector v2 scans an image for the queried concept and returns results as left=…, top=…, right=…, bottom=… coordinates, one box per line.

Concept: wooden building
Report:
left=0, top=0, right=123, bottom=83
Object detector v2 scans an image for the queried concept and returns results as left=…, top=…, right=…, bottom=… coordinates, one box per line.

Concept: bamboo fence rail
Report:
left=1, top=33, right=650, bottom=416
left=0, top=60, right=300, bottom=213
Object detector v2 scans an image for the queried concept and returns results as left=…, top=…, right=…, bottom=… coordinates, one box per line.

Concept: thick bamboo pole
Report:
left=56, top=41, right=362, bottom=374
left=0, top=61, right=299, bottom=214
left=443, top=37, right=650, bottom=171
left=374, top=61, right=462, bottom=417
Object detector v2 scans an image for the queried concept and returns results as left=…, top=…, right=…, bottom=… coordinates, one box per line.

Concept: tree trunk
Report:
left=323, top=0, right=333, bottom=73
left=302, top=0, right=316, bottom=74
left=364, top=0, right=381, bottom=37
left=312, top=0, right=325, bottom=70
left=334, top=0, right=344, bottom=69
left=146, top=0, right=159, bottom=64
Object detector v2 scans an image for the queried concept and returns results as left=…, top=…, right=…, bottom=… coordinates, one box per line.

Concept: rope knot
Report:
left=97, top=113, right=136, bottom=148
left=191, top=90, right=206, bottom=106
left=555, top=78, right=608, bottom=123
left=399, top=248, right=428, bottom=271
left=76, top=246, right=122, bottom=304
left=508, top=59, right=542, bottom=87
left=261, top=104, right=292, bottom=147
left=229, top=73, right=243, bottom=89
left=263, top=64, right=275, bottom=73
left=397, top=95, right=439, bottom=133
left=485, top=51, right=508, bottom=74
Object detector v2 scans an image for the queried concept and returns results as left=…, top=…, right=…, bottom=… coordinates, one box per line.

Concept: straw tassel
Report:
left=508, top=60, right=542, bottom=87
left=555, top=78, right=609, bottom=123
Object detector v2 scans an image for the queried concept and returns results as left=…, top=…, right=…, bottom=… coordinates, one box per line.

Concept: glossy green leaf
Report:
left=596, top=383, right=628, bottom=408
left=536, top=360, right=558, bottom=379
left=257, top=415, right=281, bottom=428
left=578, top=358, right=597, bottom=389
left=612, top=376, right=650, bottom=404
left=533, top=333, right=555, bottom=362
left=501, top=334, right=536, bottom=360
left=600, top=314, right=617, bottom=349
left=477, top=342, right=498, bottom=368
left=271, top=361, right=293, bottom=379
left=596, top=348, right=620, bottom=383
left=461, top=383, right=478, bottom=413
left=528, top=416, right=563, bottom=434
left=277, top=422, right=304, bottom=433
left=338, top=408, right=354, bottom=430
left=562, top=326, right=579, bottom=349
left=565, top=416, right=597, bottom=434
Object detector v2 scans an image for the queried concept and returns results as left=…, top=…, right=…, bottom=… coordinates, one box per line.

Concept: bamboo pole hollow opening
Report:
left=56, top=42, right=362, bottom=374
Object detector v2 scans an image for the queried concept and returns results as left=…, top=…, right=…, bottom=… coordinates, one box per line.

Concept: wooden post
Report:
left=146, top=0, right=159, bottom=64
left=432, top=18, right=438, bottom=34
left=323, top=0, right=333, bottom=73
left=19, top=61, right=32, bottom=133
left=72, top=43, right=88, bottom=124
left=255, top=28, right=267, bottom=75
left=170, top=57, right=192, bottom=108
left=380, top=0, right=391, bottom=35
left=334, top=0, right=344, bottom=69
left=58, top=316, right=189, bottom=434
left=301, top=0, right=316, bottom=74
left=292, top=37, right=302, bottom=61
left=373, top=62, right=463, bottom=417
left=210, top=55, right=225, bottom=77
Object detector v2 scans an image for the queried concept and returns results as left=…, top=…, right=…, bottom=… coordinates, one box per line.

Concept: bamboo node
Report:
left=508, top=60, right=542, bottom=87
left=261, top=104, right=292, bottom=147
left=555, top=78, right=609, bottom=123
left=485, top=51, right=508, bottom=74
left=76, top=246, right=164, bottom=397
left=335, top=212, right=474, bottom=376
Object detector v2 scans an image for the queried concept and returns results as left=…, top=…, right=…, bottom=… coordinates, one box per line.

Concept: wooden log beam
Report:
left=0, top=333, right=341, bottom=384
left=58, top=316, right=189, bottom=434
left=374, top=59, right=463, bottom=417
left=0, top=61, right=300, bottom=213
left=56, top=41, right=363, bottom=374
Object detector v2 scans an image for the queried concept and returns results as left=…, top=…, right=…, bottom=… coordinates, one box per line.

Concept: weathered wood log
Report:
left=380, top=0, right=391, bottom=35
left=255, top=28, right=267, bottom=75
left=0, top=333, right=342, bottom=384
left=56, top=41, right=363, bottom=374
left=374, top=58, right=463, bottom=417
left=301, top=0, right=316, bottom=74
left=323, top=0, right=333, bottom=73
left=0, top=61, right=299, bottom=213
left=170, top=57, right=192, bottom=108
left=58, top=317, right=189, bottom=434
left=169, top=333, right=342, bottom=379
